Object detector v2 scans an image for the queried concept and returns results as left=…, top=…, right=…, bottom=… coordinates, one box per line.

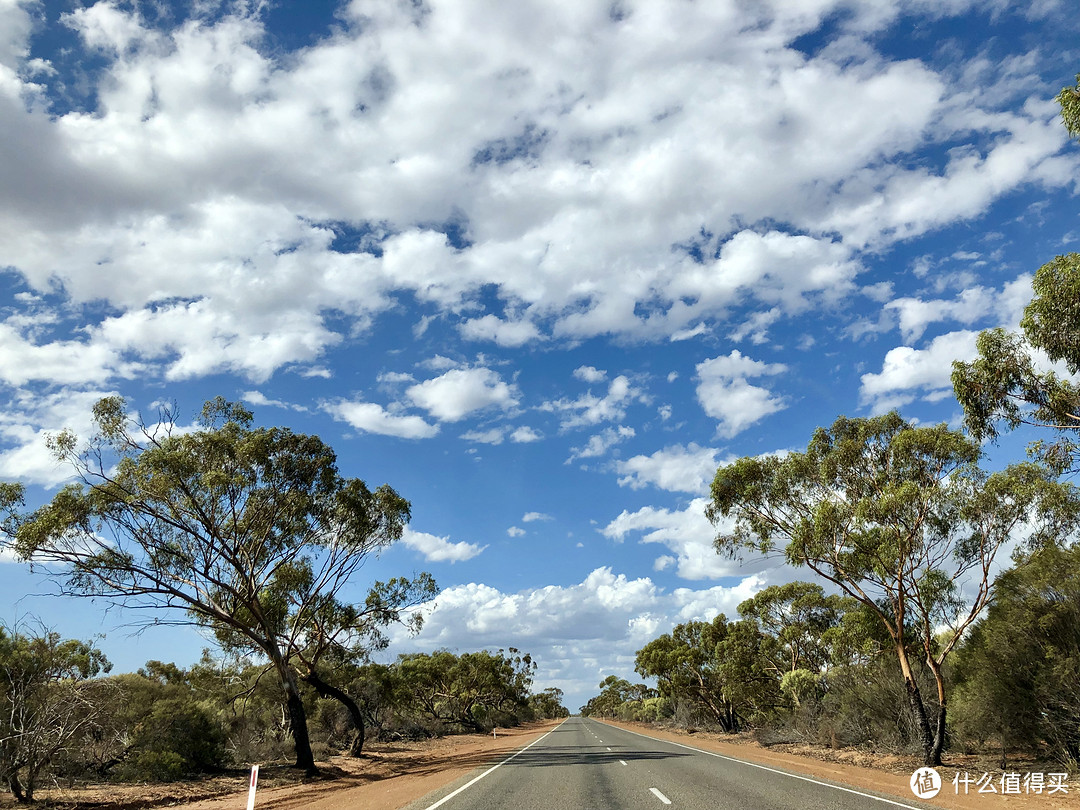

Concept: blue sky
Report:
left=1, top=0, right=1077, bottom=713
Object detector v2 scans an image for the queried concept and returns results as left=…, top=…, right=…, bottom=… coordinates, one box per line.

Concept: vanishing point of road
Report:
left=402, top=716, right=936, bottom=810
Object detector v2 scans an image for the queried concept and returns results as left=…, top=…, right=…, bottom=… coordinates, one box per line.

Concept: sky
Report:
left=0, top=0, right=1078, bottom=714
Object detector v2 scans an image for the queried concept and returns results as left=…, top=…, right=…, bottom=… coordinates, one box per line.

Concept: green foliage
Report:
left=0, top=626, right=111, bottom=802
left=395, top=648, right=537, bottom=733
left=631, top=615, right=777, bottom=732
left=0, top=397, right=426, bottom=773
left=1058, top=74, right=1080, bottom=140
left=738, top=582, right=852, bottom=676
left=528, top=687, right=570, bottom=719
left=708, top=412, right=1080, bottom=764
left=951, top=544, right=1080, bottom=766
left=951, top=87, right=1080, bottom=472
left=117, top=697, right=225, bottom=781
left=579, top=676, right=655, bottom=719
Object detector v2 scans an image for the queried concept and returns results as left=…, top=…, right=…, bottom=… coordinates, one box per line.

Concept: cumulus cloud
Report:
left=543, top=375, right=644, bottom=430
left=602, top=498, right=745, bottom=581
left=407, top=367, right=519, bottom=422
left=0, top=0, right=1068, bottom=392
left=323, top=399, right=439, bottom=439
left=507, top=526, right=526, bottom=537
left=573, top=365, right=607, bottom=383
left=859, top=330, right=980, bottom=412
left=509, top=425, right=543, bottom=443
left=0, top=389, right=118, bottom=488
left=401, top=528, right=487, bottom=563
left=568, top=426, right=635, bottom=461
left=242, top=390, right=305, bottom=411
left=616, top=443, right=725, bottom=495
left=387, top=565, right=770, bottom=707
left=522, top=512, right=552, bottom=523
left=460, top=427, right=507, bottom=445
left=459, top=314, right=543, bottom=347
left=884, top=274, right=1033, bottom=342
left=695, top=351, right=788, bottom=438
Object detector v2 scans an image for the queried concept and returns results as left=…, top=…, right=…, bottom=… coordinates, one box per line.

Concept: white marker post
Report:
left=246, top=764, right=260, bottom=810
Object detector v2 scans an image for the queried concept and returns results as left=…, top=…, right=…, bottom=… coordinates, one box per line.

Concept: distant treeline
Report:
left=580, top=557, right=1080, bottom=766
left=0, top=638, right=568, bottom=801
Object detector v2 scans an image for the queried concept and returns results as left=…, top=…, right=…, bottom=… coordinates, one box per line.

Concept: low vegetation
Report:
left=0, top=636, right=568, bottom=802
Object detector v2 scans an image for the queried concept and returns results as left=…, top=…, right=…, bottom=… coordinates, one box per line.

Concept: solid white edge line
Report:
left=595, top=720, right=928, bottom=810
left=420, top=718, right=568, bottom=810
left=650, top=787, right=673, bottom=805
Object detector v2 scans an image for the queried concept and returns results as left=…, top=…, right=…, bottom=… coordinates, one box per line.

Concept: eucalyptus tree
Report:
left=952, top=75, right=1080, bottom=474
left=953, top=543, right=1080, bottom=765
left=951, top=253, right=1080, bottom=473
left=0, top=397, right=417, bottom=774
left=396, top=648, right=537, bottom=731
left=707, top=412, right=1080, bottom=765
left=0, top=626, right=111, bottom=803
left=634, top=617, right=737, bottom=729
left=283, top=573, right=436, bottom=756
left=736, top=582, right=852, bottom=677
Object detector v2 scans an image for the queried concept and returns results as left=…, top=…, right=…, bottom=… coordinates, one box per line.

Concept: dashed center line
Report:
left=650, top=787, right=672, bottom=805
left=619, top=760, right=628, bottom=766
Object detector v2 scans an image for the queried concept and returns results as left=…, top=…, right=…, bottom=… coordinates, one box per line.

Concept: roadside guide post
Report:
left=246, top=765, right=259, bottom=810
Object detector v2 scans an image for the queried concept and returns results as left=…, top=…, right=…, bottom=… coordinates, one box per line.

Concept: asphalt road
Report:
left=401, top=716, right=937, bottom=810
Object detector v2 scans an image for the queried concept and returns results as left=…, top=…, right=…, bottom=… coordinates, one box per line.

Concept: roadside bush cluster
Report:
left=2, top=642, right=569, bottom=800
left=581, top=565, right=1080, bottom=767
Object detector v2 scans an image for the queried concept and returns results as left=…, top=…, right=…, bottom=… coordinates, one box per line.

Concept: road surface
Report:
left=402, top=716, right=935, bottom=810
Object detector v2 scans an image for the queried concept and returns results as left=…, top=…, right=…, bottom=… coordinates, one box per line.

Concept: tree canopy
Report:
left=952, top=77, right=1080, bottom=473
left=0, top=626, right=111, bottom=802
left=0, top=397, right=427, bottom=773
left=951, top=253, right=1080, bottom=473
left=707, top=411, right=1080, bottom=765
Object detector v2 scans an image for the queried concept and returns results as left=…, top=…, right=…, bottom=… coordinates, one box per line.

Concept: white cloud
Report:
left=0, top=0, right=1066, bottom=393
left=0, top=389, right=119, bottom=488
left=568, top=426, right=635, bottom=461
left=407, top=367, right=519, bottom=422
left=855, top=328, right=984, bottom=412
left=377, top=371, right=417, bottom=385
left=602, top=497, right=745, bottom=581
left=0, top=322, right=138, bottom=386
left=543, top=375, right=644, bottom=430
left=509, top=425, right=543, bottom=443
left=459, top=314, right=543, bottom=347
left=507, top=526, right=525, bottom=537
left=242, top=390, right=305, bottom=411
left=884, top=274, right=1032, bottom=342
left=616, top=443, right=724, bottom=495
left=387, top=565, right=769, bottom=708
left=323, top=399, right=439, bottom=439
left=522, top=512, right=552, bottom=523
left=573, top=365, right=607, bottom=383
left=401, top=528, right=487, bottom=563
left=695, top=351, right=788, bottom=438
left=859, top=330, right=979, bottom=412
left=460, top=427, right=506, bottom=445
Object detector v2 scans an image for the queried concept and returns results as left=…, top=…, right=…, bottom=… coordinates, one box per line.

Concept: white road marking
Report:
left=619, top=760, right=628, bottom=766
left=599, top=722, right=927, bottom=810
left=420, top=719, right=568, bottom=810
left=606, top=747, right=612, bottom=751
left=650, top=787, right=672, bottom=805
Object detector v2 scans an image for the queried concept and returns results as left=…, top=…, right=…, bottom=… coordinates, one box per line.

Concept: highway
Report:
left=402, top=716, right=934, bottom=810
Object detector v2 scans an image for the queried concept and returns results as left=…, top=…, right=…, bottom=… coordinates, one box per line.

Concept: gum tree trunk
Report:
left=304, top=670, right=366, bottom=757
